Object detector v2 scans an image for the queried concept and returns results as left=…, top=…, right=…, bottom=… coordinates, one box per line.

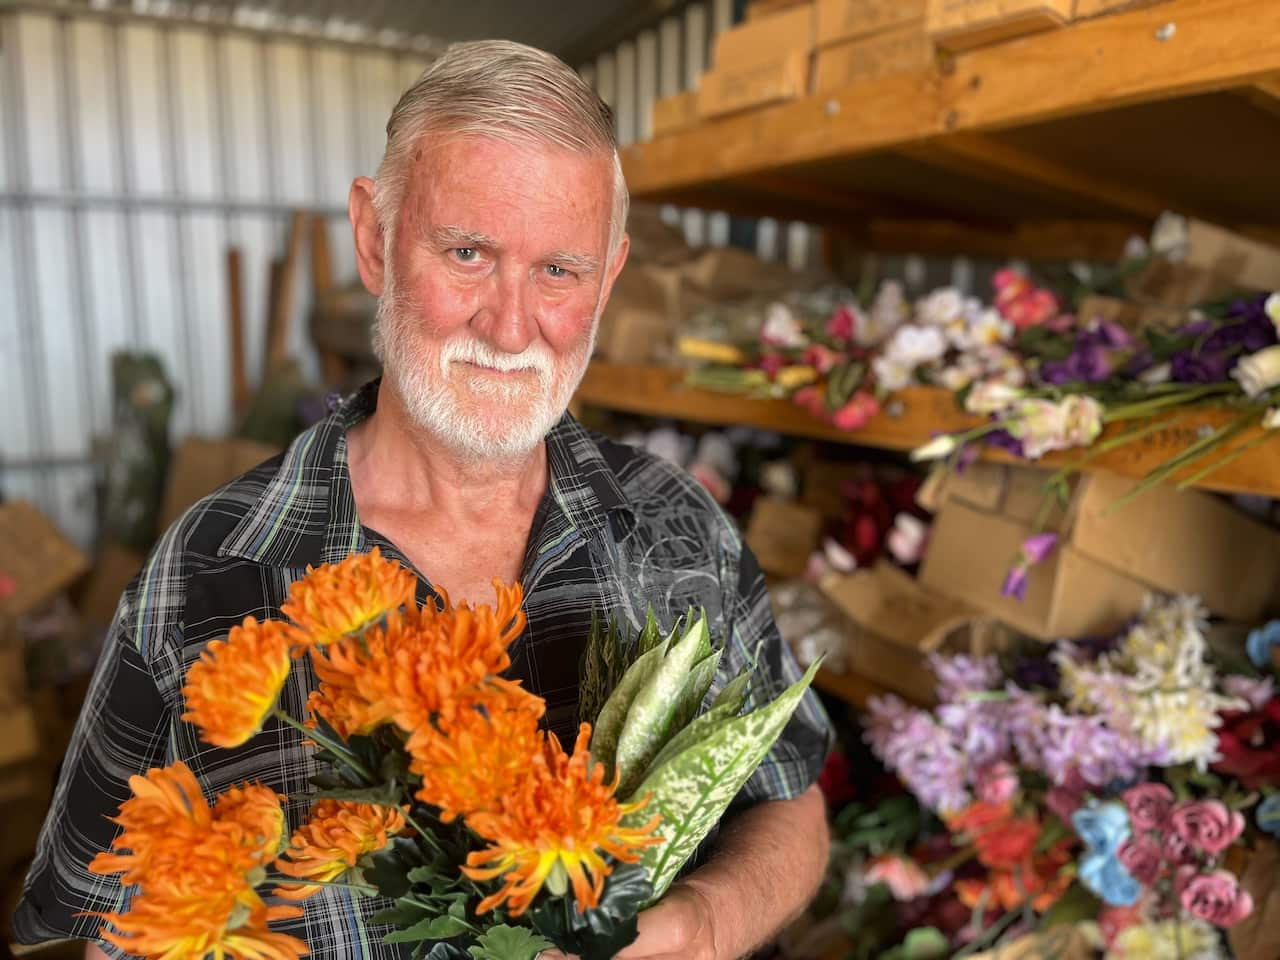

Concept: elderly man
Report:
left=13, top=39, right=831, bottom=960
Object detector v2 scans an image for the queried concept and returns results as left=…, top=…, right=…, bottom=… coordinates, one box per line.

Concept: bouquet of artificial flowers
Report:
left=87, top=550, right=817, bottom=960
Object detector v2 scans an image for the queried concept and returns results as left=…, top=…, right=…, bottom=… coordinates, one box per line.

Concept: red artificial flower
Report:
left=1213, top=697, right=1280, bottom=790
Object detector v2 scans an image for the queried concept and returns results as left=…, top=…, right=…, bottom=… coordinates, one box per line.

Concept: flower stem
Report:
left=1103, top=383, right=1236, bottom=423
left=272, top=709, right=375, bottom=782
left=265, top=874, right=378, bottom=896
left=1175, top=425, right=1278, bottom=490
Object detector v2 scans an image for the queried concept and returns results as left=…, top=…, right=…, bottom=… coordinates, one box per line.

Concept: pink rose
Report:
left=1117, top=836, right=1163, bottom=886
left=1171, top=800, right=1246, bottom=856
left=865, top=854, right=929, bottom=902
left=792, top=385, right=826, bottom=418
left=802, top=344, right=843, bottom=375
left=1179, top=869, right=1254, bottom=927
left=1163, top=830, right=1200, bottom=868
left=759, top=352, right=786, bottom=378
left=825, top=304, right=860, bottom=342
left=1122, top=782, right=1175, bottom=832
left=831, top=392, right=880, bottom=432
left=975, top=762, right=1019, bottom=807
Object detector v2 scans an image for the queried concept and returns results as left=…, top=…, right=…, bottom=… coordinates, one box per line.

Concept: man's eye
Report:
left=453, top=248, right=478, bottom=263
left=546, top=263, right=570, bottom=279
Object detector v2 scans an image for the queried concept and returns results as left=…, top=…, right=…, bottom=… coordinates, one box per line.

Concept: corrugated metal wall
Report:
left=0, top=8, right=431, bottom=545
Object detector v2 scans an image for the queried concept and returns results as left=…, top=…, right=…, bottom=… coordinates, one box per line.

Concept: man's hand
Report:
left=536, top=882, right=716, bottom=960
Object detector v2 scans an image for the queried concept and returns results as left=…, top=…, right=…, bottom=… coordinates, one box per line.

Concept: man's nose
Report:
left=473, top=263, right=537, bottom=355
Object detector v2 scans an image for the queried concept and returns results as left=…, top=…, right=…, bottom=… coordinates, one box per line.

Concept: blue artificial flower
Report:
left=1072, top=802, right=1131, bottom=855
left=1247, top=620, right=1280, bottom=669
left=1079, top=850, right=1142, bottom=906
left=1257, top=793, right=1280, bottom=837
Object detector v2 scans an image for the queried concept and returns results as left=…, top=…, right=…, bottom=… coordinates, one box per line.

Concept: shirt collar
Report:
left=217, top=378, right=634, bottom=568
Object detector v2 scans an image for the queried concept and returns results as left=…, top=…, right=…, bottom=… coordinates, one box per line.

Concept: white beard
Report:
left=371, top=269, right=595, bottom=462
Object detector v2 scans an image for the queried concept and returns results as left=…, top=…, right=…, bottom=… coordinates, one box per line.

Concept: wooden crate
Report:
left=1075, top=0, right=1171, bottom=17
left=925, top=0, right=1073, bottom=51
left=713, top=3, right=815, bottom=69
left=747, top=0, right=812, bottom=19
left=816, top=0, right=927, bottom=46
left=697, top=51, right=812, bottom=119
left=651, top=90, right=698, bottom=137
left=814, top=23, right=936, bottom=92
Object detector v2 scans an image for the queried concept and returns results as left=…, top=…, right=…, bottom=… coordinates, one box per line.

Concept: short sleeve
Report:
left=10, top=593, right=172, bottom=948
left=723, top=542, right=834, bottom=807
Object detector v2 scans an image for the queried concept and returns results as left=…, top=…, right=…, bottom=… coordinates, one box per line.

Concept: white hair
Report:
left=373, top=38, right=629, bottom=257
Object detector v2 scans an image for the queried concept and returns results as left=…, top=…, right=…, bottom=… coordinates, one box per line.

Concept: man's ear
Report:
left=597, top=233, right=631, bottom=313
left=349, top=176, right=386, bottom=297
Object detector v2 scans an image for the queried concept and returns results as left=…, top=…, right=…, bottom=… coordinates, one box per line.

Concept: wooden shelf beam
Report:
left=623, top=0, right=1280, bottom=201
left=576, top=362, right=1280, bottom=500
left=855, top=218, right=1142, bottom=260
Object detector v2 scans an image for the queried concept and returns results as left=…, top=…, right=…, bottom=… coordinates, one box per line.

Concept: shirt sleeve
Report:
left=10, top=587, right=173, bottom=948
left=723, top=542, right=834, bottom=808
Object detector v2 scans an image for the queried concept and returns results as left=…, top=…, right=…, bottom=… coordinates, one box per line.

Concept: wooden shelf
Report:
left=576, top=362, right=1280, bottom=499
left=621, top=0, right=1280, bottom=255
left=813, top=666, right=894, bottom=711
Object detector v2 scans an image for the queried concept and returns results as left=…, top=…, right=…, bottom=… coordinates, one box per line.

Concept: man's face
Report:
left=373, top=135, right=620, bottom=460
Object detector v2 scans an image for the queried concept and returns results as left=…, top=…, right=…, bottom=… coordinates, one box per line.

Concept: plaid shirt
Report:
left=13, top=380, right=832, bottom=958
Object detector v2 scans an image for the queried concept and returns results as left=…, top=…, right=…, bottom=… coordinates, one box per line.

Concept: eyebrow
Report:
left=546, top=251, right=601, bottom=275
left=423, top=224, right=500, bottom=250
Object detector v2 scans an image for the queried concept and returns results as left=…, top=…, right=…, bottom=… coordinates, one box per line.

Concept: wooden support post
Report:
left=226, top=248, right=249, bottom=418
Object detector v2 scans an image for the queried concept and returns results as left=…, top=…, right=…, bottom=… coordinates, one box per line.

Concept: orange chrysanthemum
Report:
left=306, top=581, right=531, bottom=740
left=462, top=723, right=664, bottom=916
left=89, top=763, right=304, bottom=960
left=182, top=617, right=295, bottom=748
left=274, top=799, right=407, bottom=901
left=282, top=547, right=417, bottom=649
left=409, top=685, right=545, bottom=821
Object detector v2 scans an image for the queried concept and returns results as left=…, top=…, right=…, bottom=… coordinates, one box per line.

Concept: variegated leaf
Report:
left=670, top=648, right=722, bottom=734
left=590, top=632, right=672, bottom=770
left=641, top=699, right=739, bottom=779
left=614, top=616, right=710, bottom=797
left=710, top=669, right=752, bottom=714
left=624, top=659, right=821, bottom=899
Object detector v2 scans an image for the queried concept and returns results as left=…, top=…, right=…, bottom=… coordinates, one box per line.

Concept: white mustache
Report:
left=439, top=338, right=554, bottom=381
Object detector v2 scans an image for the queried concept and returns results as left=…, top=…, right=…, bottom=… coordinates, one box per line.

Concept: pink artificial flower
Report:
left=1122, top=783, right=1175, bottom=833
left=865, top=854, right=930, bottom=902
left=831, top=392, right=880, bottom=432
left=1117, top=836, right=1163, bottom=886
left=1179, top=869, right=1254, bottom=927
left=802, top=344, right=843, bottom=375
left=1171, top=800, right=1246, bottom=856
left=1046, top=773, right=1087, bottom=825
left=758, top=352, right=787, bottom=378
left=975, top=762, right=1019, bottom=806
left=792, top=385, right=826, bottom=419
left=1163, top=829, right=1200, bottom=868
left=886, top=513, right=928, bottom=566
left=825, top=304, right=860, bottom=343
left=1222, top=674, right=1277, bottom=711
left=688, top=462, right=730, bottom=505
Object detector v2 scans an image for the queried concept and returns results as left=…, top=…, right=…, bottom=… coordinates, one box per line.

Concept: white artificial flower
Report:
left=910, top=434, right=959, bottom=462
left=873, top=353, right=914, bottom=392
left=1150, top=211, right=1189, bottom=261
left=935, top=356, right=983, bottom=391
left=965, top=379, right=1024, bottom=416
left=1264, top=407, right=1280, bottom=430
left=761, top=302, right=807, bottom=348
left=1139, top=362, right=1172, bottom=385
left=1232, top=344, right=1280, bottom=398
left=916, top=288, right=965, bottom=328
left=886, top=513, right=928, bottom=565
left=885, top=324, right=948, bottom=367
left=866, top=280, right=908, bottom=345
left=968, top=307, right=1012, bottom=348
left=1266, top=292, right=1280, bottom=337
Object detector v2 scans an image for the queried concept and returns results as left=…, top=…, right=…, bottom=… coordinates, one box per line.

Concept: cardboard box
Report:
left=814, top=23, right=935, bottom=92
left=713, top=4, right=815, bottom=70
left=1074, top=0, right=1171, bottom=18
left=1137, top=218, right=1280, bottom=305
left=77, top=542, right=147, bottom=630
left=921, top=467, right=1280, bottom=638
left=816, top=0, right=927, bottom=46
left=746, top=497, right=823, bottom=578
left=698, top=50, right=813, bottom=119
left=821, top=563, right=988, bottom=703
left=0, top=705, right=39, bottom=768
left=0, top=502, right=89, bottom=620
left=651, top=90, right=698, bottom=137
left=161, top=436, right=280, bottom=531
left=925, top=0, right=1073, bottom=51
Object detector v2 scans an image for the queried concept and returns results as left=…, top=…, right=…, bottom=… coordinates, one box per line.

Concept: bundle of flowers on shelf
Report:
left=859, top=593, right=1279, bottom=958
left=87, top=550, right=818, bottom=960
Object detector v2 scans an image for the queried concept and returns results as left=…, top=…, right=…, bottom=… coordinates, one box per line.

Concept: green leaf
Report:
left=525, top=861, right=649, bottom=960
left=590, top=633, right=672, bottom=770
left=467, top=925, right=554, bottom=960
left=311, top=782, right=403, bottom=805
left=423, top=944, right=471, bottom=960
left=670, top=648, right=723, bottom=733
left=384, top=914, right=471, bottom=944
left=709, top=669, right=751, bottom=714
left=369, top=902, right=433, bottom=927
left=614, top=615, right=712, bottom=798
left=641, top=700, right=740, bottom=780
left=623, top=659, right=821, bottom=898
left=366, top=836, right=429, bottom=900
left=638, top=608, right=666, bottom=656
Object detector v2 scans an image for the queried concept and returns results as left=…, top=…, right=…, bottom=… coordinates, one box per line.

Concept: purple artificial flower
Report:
left=937, top=699, right=1009, bottom=769
left=984, top=428, right=1025, bottom=457
left=1002, top=563, right=1030, bottom=600
left=1171, top=349, right=1232, bottom=383
left=1011, top=653, right=1060, bottom=692
left=1022, top=532, right=1059, bottom=564
left=930, top=654, right=1002, bottom=701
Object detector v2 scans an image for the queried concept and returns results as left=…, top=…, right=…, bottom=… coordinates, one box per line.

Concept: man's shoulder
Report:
left=584, top=429, right=739, bottom=539
left=162, top=452, right=288, bottom=557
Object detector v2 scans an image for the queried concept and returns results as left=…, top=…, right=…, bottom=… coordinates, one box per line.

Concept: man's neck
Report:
left=345, top=379, right=550, bottom=523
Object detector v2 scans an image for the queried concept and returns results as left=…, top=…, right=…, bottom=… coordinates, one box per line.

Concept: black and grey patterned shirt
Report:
left=13, top=379, right=832, bottom=958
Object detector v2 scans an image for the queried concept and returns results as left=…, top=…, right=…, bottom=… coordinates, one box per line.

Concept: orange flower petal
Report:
left=182, top=617, right=294, bottom=748
left=282, top=547, right=417, bottom=649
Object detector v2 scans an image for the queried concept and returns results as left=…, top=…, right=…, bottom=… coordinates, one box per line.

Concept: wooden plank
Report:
left=622, top=0, right=1280, bottom=199
left=858, top=217, right=1141, bottom=259
left=813, top=666, right=893, bottom=710
left=575, top=362, right=1280, bottom=499
left=265, top=210, right=305, bottom=373
left=226, top=247, right=249, bottom=418
left=898, top=132, right=1182, bottom=220
left=1241, top=71, right=1280, bottom=119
